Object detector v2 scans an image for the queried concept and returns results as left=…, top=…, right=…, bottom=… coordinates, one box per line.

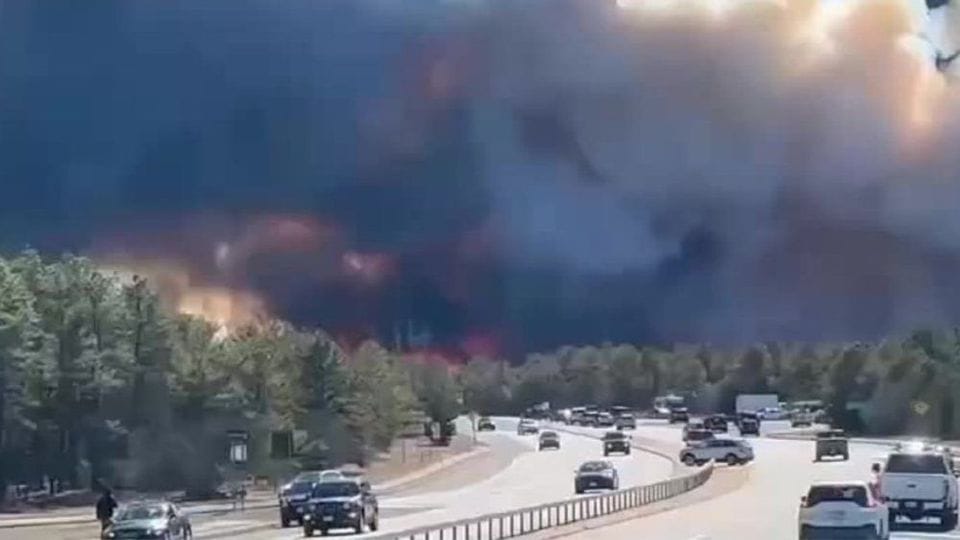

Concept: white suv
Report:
left=798, top=482, right=889, bottom=540
left=679, top=438, right=753, bottom=466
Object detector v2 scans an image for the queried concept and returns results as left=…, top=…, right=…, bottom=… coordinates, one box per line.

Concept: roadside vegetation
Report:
left=0, top=252, right=460, bottom=502
left=460, top=337, right=960, bottom=440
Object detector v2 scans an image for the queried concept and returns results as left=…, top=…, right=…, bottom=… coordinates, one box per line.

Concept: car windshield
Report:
left=312, top=482, right=360, bottom=498
left=579, top=462, right=609, bottom=473
left=807, top=486, right=868, bottom=507
left=603, top=432, right=626, bottom=440
left=541, top=431, right=558, bottom=438
left=117, top=505, right=166, bottom=521
left=287, top=481, right=314, bottom=494
left=885, top=454, right=949, bottom=474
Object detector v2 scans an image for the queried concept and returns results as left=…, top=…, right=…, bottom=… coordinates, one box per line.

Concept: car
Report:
left=102, top=501, right=192, bottom=540
left=517, top=418, right=540, bottom=435
left=682, top=421, right=708, bottom=441
left=539, top=430, right=561, bottom=450
left=574, top=460, right=619, bottom=494
left=602, top=431, right=631, bottom=456
left=737, top=413, right=760, bottom=436
left=703, top=415, right=728, bottom=433
left=757, top=406, right=788, bottom=420
left=615, top=413, right=637, bottom=430
left=596, top=412, right=616, bottom=427
left=814, top=430, right=849, bottom=461
left=880, top=450, right=959, bottom=528
left=477, top=416, right=496, bottom=431
left=669, top=407, right=690, bottom=424
left=302, top=479, right=379, bottom=536
left=791, top=410, right=815, bottom=428
left=798, top=482, right=889, bottom=540
left=279, top=479, right=316, bottom=527
left=581, top=411, right=600, bottom=427
left=680, top=438, right=754, bottom=466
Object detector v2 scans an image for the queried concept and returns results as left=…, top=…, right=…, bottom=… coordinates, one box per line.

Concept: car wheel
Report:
left=282, top=515, right=291, bottom=528
left=575, top=487, right=583, bottom=494
left=725, top=454, right=739, bottom=466
left=683, top=454, right=696, bottom=466
left=304, top=525, right=315, bottom=537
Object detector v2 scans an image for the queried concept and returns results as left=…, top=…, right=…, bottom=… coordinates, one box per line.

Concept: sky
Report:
left=2, top=0, right=960, bottom=356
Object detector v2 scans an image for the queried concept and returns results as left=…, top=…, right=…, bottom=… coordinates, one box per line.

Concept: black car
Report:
left=477, top=416, right=496, bottom=431
left=303, top=479, right=378, bottom=536
left=602, top=431, right=631, bottom=456
left=703, top=415, right=728, bottom=433
left=669, top=407, right=690, bottom=424
left=280, top=479, right=316, bottom=527
left=574, top=461, right=619, bottom=494
left=102, top=502, right=192, bottom=540
left=539, top=431, right=561, bottom=450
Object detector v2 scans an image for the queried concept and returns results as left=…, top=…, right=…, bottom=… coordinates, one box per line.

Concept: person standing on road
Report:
left=96, top=489, right=118, bottom=533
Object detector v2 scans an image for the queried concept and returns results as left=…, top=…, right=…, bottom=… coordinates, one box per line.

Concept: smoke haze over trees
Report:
left=4, top=0, right=960, bottom=356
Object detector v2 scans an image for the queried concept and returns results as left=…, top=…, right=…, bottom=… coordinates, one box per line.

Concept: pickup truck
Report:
left=880, top=451, right=959, bottom=529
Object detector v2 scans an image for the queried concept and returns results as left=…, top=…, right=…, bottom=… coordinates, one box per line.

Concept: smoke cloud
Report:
left=2, top=0, right=960, bottom=354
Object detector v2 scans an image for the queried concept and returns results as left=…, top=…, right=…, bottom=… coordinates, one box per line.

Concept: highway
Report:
left=218, top=417, right=674, bottom=539
left=15, top=418, right=960, bottom=540
left=560, top=420, right=958, bottom=540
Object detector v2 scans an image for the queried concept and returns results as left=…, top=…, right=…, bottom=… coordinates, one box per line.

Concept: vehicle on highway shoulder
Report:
left=102, top=501, right=192, bottom=540
left=669, top=407, right=690, bottom=424
left=539, top=430, right=560, bottom=450
left=703, top=415, right=728, bottom=433
left=880, top=450, right=959, bottom=529
left=680, top=438, right=753, bottom=466
left=302, top=479, right=378, bottom=536
left=602, top=431, right=631, bottom=456
left=797, top=481, right=889, bottom=540
left=477, top=416, right=496, bottom=431
left=517, top=418, right=540, bottom=435
left=615, top=412, right=637, bottom=430
left=574, top=460, right=619, bottom=494
left=814, top=429, right=849, bottom=461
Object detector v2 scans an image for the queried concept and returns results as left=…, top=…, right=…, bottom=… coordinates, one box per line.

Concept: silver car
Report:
left=679, top=438, right=754, bottom=466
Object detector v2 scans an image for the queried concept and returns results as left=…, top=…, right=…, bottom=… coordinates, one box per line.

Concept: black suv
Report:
left=602, top=431, right=631, bottom=456
left=303, top=479, right=379, bottom=536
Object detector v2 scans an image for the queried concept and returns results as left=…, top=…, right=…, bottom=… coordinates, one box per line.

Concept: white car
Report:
left=798, top=482, right=889, bottom=540
left=517, top=419, right=540, bottom=435
left=679, top=438, right=753, bottom=466
left=758, top=407, right=788, bottom=420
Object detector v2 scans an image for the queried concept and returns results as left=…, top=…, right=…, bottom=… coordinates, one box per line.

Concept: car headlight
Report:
left=104, top=532, right=116, bottom=539
left=151, top=528, right=168, bottom=536
left=603, top=470, right=615, bottom=478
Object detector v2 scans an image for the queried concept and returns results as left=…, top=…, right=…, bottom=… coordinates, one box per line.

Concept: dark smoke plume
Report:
left=3, top=0, right=960, bottom=356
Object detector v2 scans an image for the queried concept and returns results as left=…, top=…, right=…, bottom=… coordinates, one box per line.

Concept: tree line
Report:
left=458, top=336, right=960, bottom=439
left=0, top=252, right=459, bottom=500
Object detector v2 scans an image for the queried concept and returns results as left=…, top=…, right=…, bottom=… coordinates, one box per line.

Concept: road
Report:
left=560, top=420, right=960, bottom=540
left=3, top=417, right=673, bottom=540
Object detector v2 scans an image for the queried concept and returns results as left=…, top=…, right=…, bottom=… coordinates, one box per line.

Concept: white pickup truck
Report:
left=880, top=450, right=959, bottom=528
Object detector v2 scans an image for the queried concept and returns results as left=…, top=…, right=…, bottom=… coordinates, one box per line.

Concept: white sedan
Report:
left=798, top=481, right=889, bottom=540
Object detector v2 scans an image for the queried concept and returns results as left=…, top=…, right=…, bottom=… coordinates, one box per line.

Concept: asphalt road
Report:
left=9, top=417, right=672, bottom=540
left=216, top=417, right=674, bottom=539
left=559, top=420, right=960, bottom=540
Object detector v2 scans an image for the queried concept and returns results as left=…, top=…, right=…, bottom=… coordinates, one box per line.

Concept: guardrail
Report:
left=368, top=464, right=713, bottom=540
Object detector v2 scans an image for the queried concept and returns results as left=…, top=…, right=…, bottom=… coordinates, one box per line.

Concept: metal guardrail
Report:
left=369, top=464, right=713, bottom=540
